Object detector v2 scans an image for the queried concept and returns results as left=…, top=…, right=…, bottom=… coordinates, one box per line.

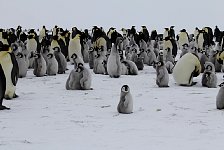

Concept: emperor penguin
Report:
left=169, top=26, right=175, bottom=39
left=146, top=48, right=157, bottom=66
left=173, top=53, right=201, bottom=86
left=53, top=47, right=67, bottom=74
left=46, top=53, right=58, bottom=76
left=216, top=82, right=224, bottom=109
left=0, top=43, right=19, bottom=100
left=107, top=37, right=122, bottom=78
left=155, top=61, right=169, bottom=87
left=163, top=36, right=178, bottom=59
left=93, top=54, right=107, bottom=74
left=16, top=52, right=28, bottom=78
left=71, top=53, right=84, bottom=69
left=82, top=39, right=90, bottom=63
left=117, top=85, right=133, bottom=114
left=66, top=63, right=92, bottom=90
left=26, top=31, right=37, bottom=68
left=66, top=66, right=83, bottom=90
left=201, top=71, right=217, bottom=88
left=180, top=43, right=189, bottom=58
left=78, top=63, right=92, bottom=90
left=163, top=28, right=170, bottom=40
left=122, top=60, right=138, bottom=75
left=88, top=46, right=96, bottom=69
left=197, top=30, right=205, bottom=51
left=177, top=29, right=189, bottom=50
left=0, top=63, right=10, bottom=110
left=39, top=25, right=47, bottom=43
left=33, top=53, right=47, bottom=77
left=68, top=34, right=82, bottom=64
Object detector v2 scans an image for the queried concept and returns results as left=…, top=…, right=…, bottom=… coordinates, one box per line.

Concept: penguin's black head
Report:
left=71, top=53, right=77, bottom=59
left=0, top=28, right=3, bottom=32
left=121, top=85, right=129, bottom=93
left=180, top=29, right=186, bottom=32
left=0, top=42, right=10, bottom=51
left=159, top=51, right=163, bottom=56
left=165, top=48, right=171, bottom=52
left=16, top=52, right=23, bottom=58
left=182, top=43, right=189, bottom=48
left=52, top=35, right=59, bottom=40
left=156, top=61, right=164, bottom=67
left=218, top=82, right=224, bottom=87
left=2, top=31, right=8, bottom=39
left=77, top=63, right=84, bottom=72
left=47, top=53, right=53, bottom=59
left=28, top=34, right=34, bottom=39
left=34, top=53, right=41, bottom=59
left=89, top=47, right=94, bottom=52
left=95, top=54, right=100, bottom=58
left=205, top=65, right=212, bottom=71
left=53, top=47, right=61, bottom=52
left=11, top=44, right=18, bottom=51
left=164, top=28, right=169, bottom=31
left=164, top=36, right=170, bottom=41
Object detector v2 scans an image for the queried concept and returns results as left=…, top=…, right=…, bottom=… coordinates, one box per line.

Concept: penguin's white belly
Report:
left=0, top=54, right=15, bottom=98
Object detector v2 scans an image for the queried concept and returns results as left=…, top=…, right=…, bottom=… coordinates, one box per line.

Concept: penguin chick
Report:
left=216, top=82, right=224, bottom=109
left=156, top=61, right=169, bottom=87
left=117, top=85, right=133, bottom=114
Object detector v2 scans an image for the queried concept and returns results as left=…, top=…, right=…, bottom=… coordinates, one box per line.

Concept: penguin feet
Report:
left=13, top=94, right=19, bottom=98
left=0, top=105, right=10, bottom=110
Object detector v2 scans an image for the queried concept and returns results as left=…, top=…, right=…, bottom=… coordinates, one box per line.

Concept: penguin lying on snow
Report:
left=117, top=85, right=133, bottom=114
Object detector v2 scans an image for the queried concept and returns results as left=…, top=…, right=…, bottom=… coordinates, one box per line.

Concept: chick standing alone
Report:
left=117, top=85, right=133, bottom=114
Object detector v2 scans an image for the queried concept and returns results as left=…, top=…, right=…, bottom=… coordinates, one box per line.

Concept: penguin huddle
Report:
left=0, top=25, right=224, bottom=112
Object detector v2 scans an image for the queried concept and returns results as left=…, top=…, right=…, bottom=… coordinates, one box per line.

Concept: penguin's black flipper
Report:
left=9, top=53, right=19, bottom=86
left=0, top=105, right=10, bottom=110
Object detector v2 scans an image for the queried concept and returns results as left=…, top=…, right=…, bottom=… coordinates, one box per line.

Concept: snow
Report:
left=1, top=63, right=224, bottom=150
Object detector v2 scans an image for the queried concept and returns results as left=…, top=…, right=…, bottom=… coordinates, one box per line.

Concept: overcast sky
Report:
left=1, top=0, right=223, bottom=33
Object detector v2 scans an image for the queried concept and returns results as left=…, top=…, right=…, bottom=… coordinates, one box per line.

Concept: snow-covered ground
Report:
left=0, top=62, right=224, bottom=150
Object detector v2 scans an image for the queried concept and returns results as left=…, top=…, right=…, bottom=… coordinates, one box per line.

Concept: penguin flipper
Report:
left=10, top=53, right=19, bottom=86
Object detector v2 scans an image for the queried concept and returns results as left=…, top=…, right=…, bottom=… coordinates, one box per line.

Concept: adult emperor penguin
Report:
left=26, top=31, right=37, bottom=68
left=0, top=42, right=19, bottom=100
left=169, top=26, right=175, bottom=39
left=39, top=25, right=47, bottom=43
left=33, top=53, right=47, bottom=77
left=46, top=53, right=58, bottom=76
left=163, top=36, right=178, bottom=59
left=155, top=61, right=169, bottom=87
left=107, top=37, right=122, bottom=78
left=117, top=85, right=133, bottom=114
left=163, top=28, right=170, bottom=40
left=173, top=52, right=201, bottom=86
left=68, top=33, right=82, bottom=64
left=216, top=82, right=224, bottom=109
left=16, top=52, right=28, bottom=78
left=0, top=62, right=10, bottom=110
left=177, top=29, right=189, bottom=50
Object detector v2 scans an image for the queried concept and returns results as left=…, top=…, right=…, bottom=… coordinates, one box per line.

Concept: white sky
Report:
left=1, top=0, right=223, bottom=33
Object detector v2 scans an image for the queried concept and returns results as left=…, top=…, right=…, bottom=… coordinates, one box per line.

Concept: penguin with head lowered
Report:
left=0, top=42, right=19, bottom=100
left=117, top=85, right=133, bottom=114
left=173, top=52, right=201, bottom=86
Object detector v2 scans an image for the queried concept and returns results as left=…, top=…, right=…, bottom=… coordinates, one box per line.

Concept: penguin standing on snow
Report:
left=53, top=47, right=67, bottom=74
left=201, top=62, right=217, bottom=88
left=173, top=53, right=201, bottom=86
left=107, top=37, right=122, bottom=78
left=0, top=42, right=19, bottom=100
left=33, top=53, right=47, bottom=77
left=216, top=82, right=224, bottom=109
left=177, top=29, right=189, bottom=50
left=117, top=85, right=133, bottom=114
left=46, top=53, right=58, bottom=76
left=66, top=63, right=92, bottom=90
left=155, top=61, right=169, bottom=87
left=16, top=52, right=28, bottom=78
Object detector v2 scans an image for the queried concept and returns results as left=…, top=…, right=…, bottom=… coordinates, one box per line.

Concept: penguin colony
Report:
left=0, top=25, right=224, bottom=112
